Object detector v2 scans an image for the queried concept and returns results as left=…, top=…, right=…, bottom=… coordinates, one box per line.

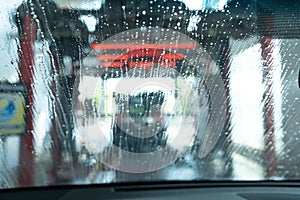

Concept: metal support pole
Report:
left=18, top=15, right=36, bottom=187
left=260, top=36, right=278, bottom=177
left=222, top=40, right=233, bottom=177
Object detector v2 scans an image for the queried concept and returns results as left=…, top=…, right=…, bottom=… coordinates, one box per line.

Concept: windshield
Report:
left=0, top=0, right=299, bottom=188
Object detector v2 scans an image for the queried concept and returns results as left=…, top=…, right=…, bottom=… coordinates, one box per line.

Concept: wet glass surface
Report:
left=0, top=0, right=299, bottom=188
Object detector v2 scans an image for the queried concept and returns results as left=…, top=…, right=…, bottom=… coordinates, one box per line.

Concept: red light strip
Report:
left=91, top=43, right=197, bottom=50
left=97, top=54, right=128, bottom=60
left=100, top=61, right=176, bottom=68
left=129, top=61, right=176, bottom=68
left=100, top=61, right=124, bottom=68
left=162, top=53, right=185, bottom=60
left=97, top=53, right=185, bottom=61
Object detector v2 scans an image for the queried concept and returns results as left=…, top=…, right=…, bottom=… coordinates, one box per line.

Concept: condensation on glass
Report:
left=0, top=0, right=299, bottom=188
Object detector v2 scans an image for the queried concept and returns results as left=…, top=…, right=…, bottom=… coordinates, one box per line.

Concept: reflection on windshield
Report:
left=0, top=0, right=299, bottom=188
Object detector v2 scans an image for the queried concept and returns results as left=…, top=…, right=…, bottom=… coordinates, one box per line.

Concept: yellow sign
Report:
left=0, top=93, right=26, bottom=135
